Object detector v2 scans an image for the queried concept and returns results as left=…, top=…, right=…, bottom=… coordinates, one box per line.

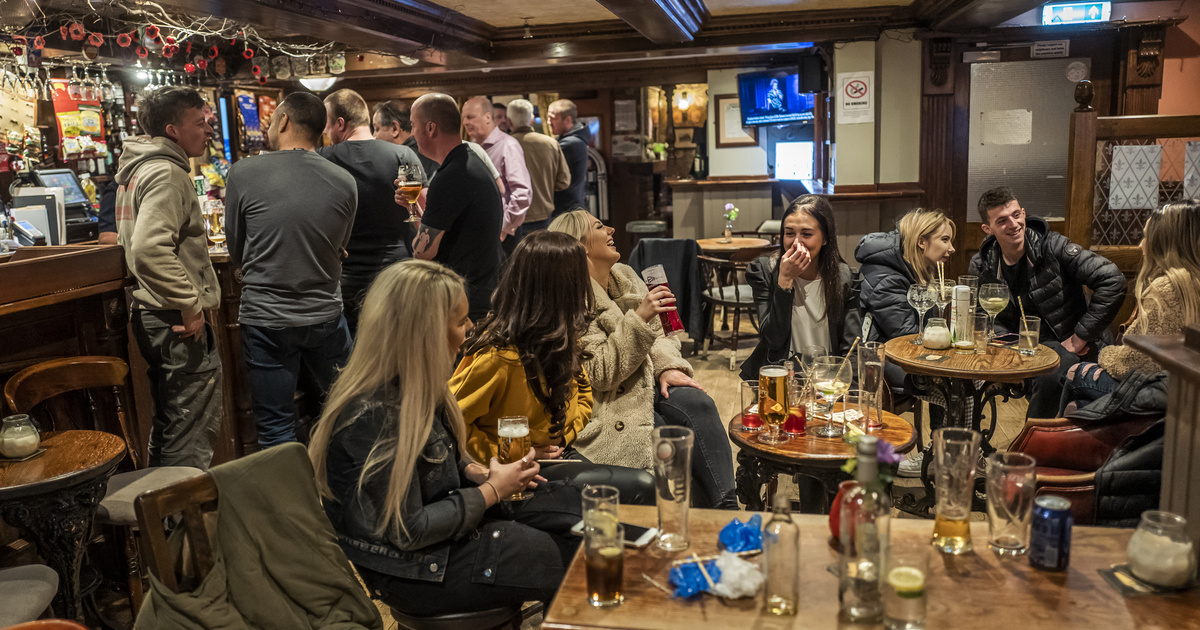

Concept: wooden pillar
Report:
left=1126, top=325, right=1200, bottom=551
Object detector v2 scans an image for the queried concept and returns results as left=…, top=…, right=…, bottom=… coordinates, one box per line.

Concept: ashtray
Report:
left=0, top=448, right=47, bottom=463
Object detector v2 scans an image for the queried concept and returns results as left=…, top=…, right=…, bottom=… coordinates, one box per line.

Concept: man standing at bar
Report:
left=548, top=99, right=592, bottom=217
left=404, top=93, right=503, bottom=321
left=372, top=99, right=441, bottom=178
left=970, top=186, right=1126, bottom=419
left=116, top=86, right=221, bottom=469
left=508, top=99, right=569, bottom=242
left=226, top=92, right=357, bottom=449
left=462, top=96, right=530, bottom=254
left=320, top=89, right=426, bottom=334
left=493, top=101, right=514, bottom=134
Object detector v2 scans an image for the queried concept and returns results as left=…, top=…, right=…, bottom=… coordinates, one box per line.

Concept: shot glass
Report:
left=931, top=428, right=982, bottom=555
left=582, top=485, right=619, bottom=532
left=1019, top=317, right=1041, bottom=357
left=653, top=426, right=693, bottom=551
left=985, top=452, right=1037, bottom=556
left=884, top=547, right=928, bottom=630
left=585, top=523, right=624, bottom=607
left=973, top=311, right=990, bottom=355
left=740, top=380, right=762, bottom=432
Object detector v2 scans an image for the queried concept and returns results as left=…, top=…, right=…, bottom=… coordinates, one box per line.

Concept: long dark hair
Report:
left=464, top=231, right=595, bottom=439
left=777, top=194, right=844, bottom=322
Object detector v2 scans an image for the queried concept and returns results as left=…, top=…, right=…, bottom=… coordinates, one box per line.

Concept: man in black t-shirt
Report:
left=319, top=89, right=427, bottom=333
left=402, top=93, right=503, bottom=320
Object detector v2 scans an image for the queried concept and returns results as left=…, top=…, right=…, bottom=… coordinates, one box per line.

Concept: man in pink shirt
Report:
left=462, top=96, right=532, bottom=253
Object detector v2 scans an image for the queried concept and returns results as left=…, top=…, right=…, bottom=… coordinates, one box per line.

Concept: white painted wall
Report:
left=706, top=68, right=769, bottom=177
left=833, top=41, right=876, bottom=185
left=877, top=32, right=922, bottom=183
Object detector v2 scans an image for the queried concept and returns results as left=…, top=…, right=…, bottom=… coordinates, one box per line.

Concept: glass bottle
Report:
left=0, top=414, right=41, bottom=458
left=839, top=434, right=890, bottom=623
left=763, top=485, right=799, bottom=616
left=1127, top=511, right=1196, bottom=588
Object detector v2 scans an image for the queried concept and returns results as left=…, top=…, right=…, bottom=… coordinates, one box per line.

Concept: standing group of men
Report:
left=116, top=85, right=592, bottom=469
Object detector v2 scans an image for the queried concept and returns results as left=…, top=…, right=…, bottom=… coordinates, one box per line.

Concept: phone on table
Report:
left=570, top=519, right=658, bottom=548
left=989, top=332, right=1019, bottom=348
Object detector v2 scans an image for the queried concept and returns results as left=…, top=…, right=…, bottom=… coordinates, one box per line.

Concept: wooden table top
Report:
left=0, top=430, right=126, bottom=502
left=695, top=237, right=772, bottom=253
left=729, top=402, right=916, bottom=466
left=884, top=334, right=1060, bottom=383
left=543, top=505, right=1200, bottom=630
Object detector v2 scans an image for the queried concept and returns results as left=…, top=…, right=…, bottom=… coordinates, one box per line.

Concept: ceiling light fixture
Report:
left=522, top=17, right=533, bottom=39
left=299, top=76, right=338, bottom=92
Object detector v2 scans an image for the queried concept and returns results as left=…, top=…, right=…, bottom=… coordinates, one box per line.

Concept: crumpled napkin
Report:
left=719, top=514, right=763, bottom=552
left=711, top=551, right=764, bottom=599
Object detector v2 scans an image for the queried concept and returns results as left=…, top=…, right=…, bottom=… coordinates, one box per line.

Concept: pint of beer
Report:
left=758, top=365, right=791, bottom=445
left=496, top=416, right=531, bottom=501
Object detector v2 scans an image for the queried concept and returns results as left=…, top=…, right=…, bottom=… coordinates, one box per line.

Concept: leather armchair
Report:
left=1009, top=415, right=1160, bottom=524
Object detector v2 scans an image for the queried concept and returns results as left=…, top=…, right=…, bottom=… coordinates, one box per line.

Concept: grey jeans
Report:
left=131, top=309, right=224, bottom=469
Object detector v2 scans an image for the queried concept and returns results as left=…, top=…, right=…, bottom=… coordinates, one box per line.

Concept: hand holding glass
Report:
left=496, top=416, right=531, bottom=500
left=397, top=164, right=423, bottom=222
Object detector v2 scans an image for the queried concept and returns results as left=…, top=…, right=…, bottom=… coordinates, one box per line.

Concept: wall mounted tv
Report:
left=737, top=65, right=821, bottom=127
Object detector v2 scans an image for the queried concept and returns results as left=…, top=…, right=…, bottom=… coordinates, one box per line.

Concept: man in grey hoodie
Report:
left=116, top=86, right=222, bottom=470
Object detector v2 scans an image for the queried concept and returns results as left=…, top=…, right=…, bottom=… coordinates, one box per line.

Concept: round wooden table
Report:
left=883, top=334, right=1059, bottom=516
left=696, top=237, right=771, bottom=256
left=0, top=430, right=126, bottom=622
left=729, top=402, right=916, bottom=512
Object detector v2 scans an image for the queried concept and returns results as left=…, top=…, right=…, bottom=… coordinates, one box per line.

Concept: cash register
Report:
left=26, top=169, right=100, bottom=243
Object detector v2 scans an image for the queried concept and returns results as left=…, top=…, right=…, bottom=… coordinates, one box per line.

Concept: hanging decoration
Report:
left=207, top=45, right=219, bottom=59
left=242, top=48, right=254, bottom=60
left=68, top=22, right=86, bottom=41
left=185, top=62, right=196, bottom=73
left=135, top=45, right=148, bottom=58
left=32, top=36, right=45, bottom=50
left=87, top=32, right=103, bottom=47
left=144, top=24, right=160, bottom=39
left=116, top=32, right=133, bottom=47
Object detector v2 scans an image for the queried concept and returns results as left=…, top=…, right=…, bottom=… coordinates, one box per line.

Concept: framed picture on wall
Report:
left=714, top=93, right=758, bottom=148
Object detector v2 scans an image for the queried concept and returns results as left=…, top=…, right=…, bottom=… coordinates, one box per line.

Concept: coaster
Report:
left=0, top=448, right=46, bottom=463
left=1099, top=564, right=1197, bottom=597
left=919, top=354, right=950, bottom=363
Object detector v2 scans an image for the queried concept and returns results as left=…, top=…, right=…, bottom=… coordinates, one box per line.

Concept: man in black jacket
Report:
left=548, top=99, right=591, bottom=217
left=969, top=186, right=1126, bottom=419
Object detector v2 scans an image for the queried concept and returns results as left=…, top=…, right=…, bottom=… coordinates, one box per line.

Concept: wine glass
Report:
left=978, top=283, right=1010, bottom=342
left=812, top=356, right=852, bottom=438
left=907, top=284, right=934, bottom=345
left=935, top=281, right=953, bottom=320
left=396, top=164, right=423, bottom=223
left=799, top=344, right=826, bottom=415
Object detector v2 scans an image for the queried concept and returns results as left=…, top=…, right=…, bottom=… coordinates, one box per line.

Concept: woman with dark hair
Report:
left=739, top=194, right=861, bottom=381
left=451, top=230, right=655, bottom=503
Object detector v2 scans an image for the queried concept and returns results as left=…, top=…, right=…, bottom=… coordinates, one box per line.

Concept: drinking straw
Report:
left=1018, top=296, right=1027, bottom=321
left=691, top=554, right=717, bottom=590
left=671, top=550, right=762, bottom=567
left=642, top=573, right=674, bottom=595
left=840, top=336, right=861, bottom=376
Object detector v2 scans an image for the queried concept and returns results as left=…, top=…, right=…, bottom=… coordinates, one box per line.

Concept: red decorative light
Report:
left=116, top=32, right=132, bottom=47
left=197, top=59, right=208, bottom=70
left=87, top=32, right=103, bottom=47
left=32, top=36, right=45, bottom=50
left=135, top=45, right=148, bottom=58
left=68, top=23, right=86, bottom=41
left=145, top=25, right=159, bottom=39
left=185, top=63, right=196, bottom=73
left=242, top=48, right=254, bottom=59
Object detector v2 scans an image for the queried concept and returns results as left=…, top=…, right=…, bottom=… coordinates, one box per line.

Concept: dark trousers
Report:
left=131, top=309, right=223, bottom=470
left=541, top=449, right=656, bottom=505
left=1027, top=341, right=1092, bottom=419
left=242, top=315, right=352, bottom=449
left=341, top=244, right=410, bottom=335
left=654, top=386, right=739, bottom=509
left=357, top=480, right=582, bottom=616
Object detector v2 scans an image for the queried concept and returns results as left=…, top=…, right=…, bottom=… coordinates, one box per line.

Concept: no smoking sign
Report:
left=845, top=80, right=868, bottom=100
left=838, top=71, right=874, bottom=123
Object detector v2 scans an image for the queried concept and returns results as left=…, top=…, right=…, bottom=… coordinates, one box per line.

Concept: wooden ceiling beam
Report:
left=593, top=0, right=710, bottom=44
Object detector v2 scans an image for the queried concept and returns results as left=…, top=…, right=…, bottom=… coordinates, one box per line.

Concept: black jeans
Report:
left=654, top=386, right=738, bottom=509
left=242, top=315, right=352, bottom=448
left=540, top=449, right=656, bottom=505
left=131, top=309, right=223, bottom=470
left=356, top=479, right=582, bottom=616
left=341, top=244, right=410, bottom=335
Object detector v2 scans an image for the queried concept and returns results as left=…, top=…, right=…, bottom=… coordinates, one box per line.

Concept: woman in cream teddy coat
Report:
left=551, top=210, right=738, bottom=509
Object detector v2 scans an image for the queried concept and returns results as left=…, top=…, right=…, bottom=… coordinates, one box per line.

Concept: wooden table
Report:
left=0, top=430, right=126, bottom=622
left=729, top=402, right=916, bottom=512
left=883, top=334, right=1060, bottom=516
left=543, top=505, right=1199, bottom=630
left=695, top=237, right=771, bottom=256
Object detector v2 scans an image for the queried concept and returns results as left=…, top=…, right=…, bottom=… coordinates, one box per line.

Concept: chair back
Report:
left=698, top=255, right=753, bottom=307
left=4, top=356, right=140, bottom=467
left=729, top=245, right=777, bottom=262
left=134, top=473, right=219, bottom=593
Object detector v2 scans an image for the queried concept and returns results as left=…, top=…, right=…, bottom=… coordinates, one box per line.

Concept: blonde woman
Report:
left=308, top=259, right=581, bottom=616
left=1060, top=199, right=1200, bottom=411
left=549, top=210, right=738, bottom=510
left=855, top=207, right=956, bottom=342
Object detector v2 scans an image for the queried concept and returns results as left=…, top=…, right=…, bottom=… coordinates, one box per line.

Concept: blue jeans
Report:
left=1057, top=362, right=1119, bottom=416
left=1027, top=340, right=1093, bottom=419
left=654, top=386, right=738, bottom=509
left=243, top=315, right=352, bottom=448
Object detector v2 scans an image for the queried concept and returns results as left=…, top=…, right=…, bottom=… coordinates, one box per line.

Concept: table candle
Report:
left=923, top=318, right=951, bottom=350
left=0, top=431, right=39, bottom=458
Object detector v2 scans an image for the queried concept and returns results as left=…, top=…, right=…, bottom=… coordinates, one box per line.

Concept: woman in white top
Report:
left=739, top=195, right=861, bottom=380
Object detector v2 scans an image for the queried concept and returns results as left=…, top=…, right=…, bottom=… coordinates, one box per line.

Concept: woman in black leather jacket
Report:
left=740, top=195, right=860, bottom=381
left=308, top=259, right=582, bottom=616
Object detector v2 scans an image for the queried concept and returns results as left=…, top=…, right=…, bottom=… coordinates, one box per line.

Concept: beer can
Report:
left=1029, top=495, right=1072, bottom=571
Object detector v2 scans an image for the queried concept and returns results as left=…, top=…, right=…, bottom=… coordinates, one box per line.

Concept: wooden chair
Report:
left=698, top=246, right=776, bottom=371
left=731, top=219, right=782, bottom=245
left=4, top=356, right=204, bottom=614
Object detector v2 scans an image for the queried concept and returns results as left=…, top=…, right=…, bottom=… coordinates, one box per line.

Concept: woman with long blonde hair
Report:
left=1060, top=199, right=1200, bottom=411
left=309, top=259, right=581, bottom=616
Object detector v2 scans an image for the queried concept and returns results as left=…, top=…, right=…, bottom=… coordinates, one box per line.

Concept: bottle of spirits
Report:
left=763, top=485, right=799, bottom=616
left=838, top=435, right=890, bottom=623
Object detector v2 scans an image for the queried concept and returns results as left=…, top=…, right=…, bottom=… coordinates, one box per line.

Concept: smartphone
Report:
left=989, top=332, right=1019, bottom=347
left=570, top=520, right=658, bottom=548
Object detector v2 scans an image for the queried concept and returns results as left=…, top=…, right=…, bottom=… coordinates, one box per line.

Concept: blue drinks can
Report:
left=1029, top=495, right=1072, bottom=571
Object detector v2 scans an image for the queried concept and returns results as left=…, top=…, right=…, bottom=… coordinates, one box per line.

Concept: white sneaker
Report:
left=897, top=451, right=923, bottom=478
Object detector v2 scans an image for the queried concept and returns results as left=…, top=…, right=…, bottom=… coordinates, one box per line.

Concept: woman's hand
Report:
left=777, top=240, right=811, bottom=289
left=487, top=448, right=545, bottom=497
left=463, top=462, right=490, bottom=485
left=635, top=285, right=676, bottom=323
left=659, top=368, right=706, bottom=398
left=534, top=444, right=564, bottom=460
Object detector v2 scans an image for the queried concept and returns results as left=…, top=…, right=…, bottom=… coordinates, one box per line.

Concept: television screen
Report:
left=737, top=69, right=817, bottom=127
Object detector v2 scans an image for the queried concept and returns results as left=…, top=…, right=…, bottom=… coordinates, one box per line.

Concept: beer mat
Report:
left=918, top=354, right=951, bottom=363
left=1099, top=565, right=1198, bottom=597
left=0, top=448, right=46, bottom=463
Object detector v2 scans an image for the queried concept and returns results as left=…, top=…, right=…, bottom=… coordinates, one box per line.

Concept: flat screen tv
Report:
left=737, top=68, right=818, bottom=127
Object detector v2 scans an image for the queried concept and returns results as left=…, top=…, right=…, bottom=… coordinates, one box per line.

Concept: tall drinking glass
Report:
left=397, top=164, right=423, bottom=222
left=812, top=356, right=851, bottom=438
left=931, top=428, right=981, bottom=555
left=496, top=416, right=531, bottom=500
left=758, top=365, right=791, bottom=445
left=978, top=283, right=1010, bottom=341
left=957, top=275, right=979, bottom=306
left=985, top=452, right=1037, bottom=556
left=952, top=308, right=976, bottom=355
left=784, top=372, right=807, bottom=436
left=1019, top=316, right=1040, bottom=357
left=907, top=284, right=934, bottom=345
left=858, top=341, right=885, bottom=429
left=884, top=547, right=928, bottom=630
left=582, top=485, right=619, bottom=532
left=973, top=311, right=990, bottom=355
left=740, top=380, right=762, bottom=431
left=653, top=426, right=693, bottom=551
left=585, top=523, right=624, bottom=607
left=800, top=344, right=827, bottom=417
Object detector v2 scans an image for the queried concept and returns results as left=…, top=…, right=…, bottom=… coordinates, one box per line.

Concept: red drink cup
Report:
left=640, top=265, right=685, bottom=337
left=740, top=380, right=762, bottom=431
left=783, top=404, right=806, bottom=436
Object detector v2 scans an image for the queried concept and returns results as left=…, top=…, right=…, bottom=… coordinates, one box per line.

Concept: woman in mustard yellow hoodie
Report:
left=451, top=231, right=654, bottom=504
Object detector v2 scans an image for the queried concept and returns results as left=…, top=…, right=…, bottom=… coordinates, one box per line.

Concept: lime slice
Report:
left=597, top=546, right=622, bottom=559
left=887, top=566, right=925, bottom=598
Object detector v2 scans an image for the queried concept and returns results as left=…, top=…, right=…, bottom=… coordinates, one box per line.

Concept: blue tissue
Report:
left=668, top=560, right=722, bottom=598
left=718, top=514, right=763, bottom=553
